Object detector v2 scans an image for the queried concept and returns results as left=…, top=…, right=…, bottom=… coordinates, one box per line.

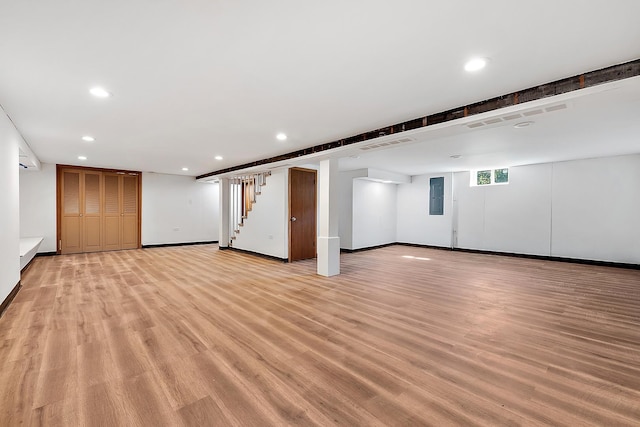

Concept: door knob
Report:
left=291, top=216, right=297, bottom=222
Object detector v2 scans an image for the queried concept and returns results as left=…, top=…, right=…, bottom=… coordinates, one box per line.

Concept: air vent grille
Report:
left=545, top=104, right=567, bottom=112
left=503, top=114, right=523, bottom=121
left=360, top=137, right=413, bottom=151
left=466, top=103, right=568, bottom=129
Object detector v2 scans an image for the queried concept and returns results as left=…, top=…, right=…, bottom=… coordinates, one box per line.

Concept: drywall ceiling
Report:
left=338, top=77, right=640, bottom=175
left=1, top=1, right=639, bottom=176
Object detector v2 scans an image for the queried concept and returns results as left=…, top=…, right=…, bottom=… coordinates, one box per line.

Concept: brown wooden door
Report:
left=58, top=166, right=140, bottom=254
left=103, top=173, right=122, bottom=251
left=121, top=174, right=139, bottom=249
left=61, top=169, right=83, bottom=254
left=83, top=171, right=103, bottom=252
left=289, top=168, right=317, bottom=261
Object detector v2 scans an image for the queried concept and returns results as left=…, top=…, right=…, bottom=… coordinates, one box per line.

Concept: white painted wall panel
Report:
left=232, top=169, right=288, bottom=259
left=481, top=163, right=552, bottom=256
left=19, top=163, right=57, bottom=252
left=352, top=179, right=397, bottom=249
left=454, top=171, right=486, bottom=250
left=551, top=155, right=640, bottom=263
left=142, top=173, right=219, bottom=245
left=0, top=110, right=21, bottom=303
left=397, top=173, right=453, bottom=247
left=338, top=170, right=362, bottom=250
left=452, top=157, right=639, bottom=263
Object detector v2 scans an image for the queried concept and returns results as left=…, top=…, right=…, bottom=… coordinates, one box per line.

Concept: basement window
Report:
left=472, top=168, right=509, bottom=186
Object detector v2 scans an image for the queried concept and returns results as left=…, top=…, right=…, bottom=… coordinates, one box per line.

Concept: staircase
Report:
left=229, top=171, right=270, bottom=246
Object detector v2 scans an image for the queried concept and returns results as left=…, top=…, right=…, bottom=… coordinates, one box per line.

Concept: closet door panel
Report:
left=63, top=217, right=82, bottom=253
left=58, top=167, right=140, bottom=254
left=84, top=217, right=102, bottom=251
left=83, top=172, right=103, bottom=252
left=103, top=174, right=122, bottom=250
left=121, top=175, right=139, bottom=249
left=122, top=217, right=138, bottom=249
left=61, top=170, right=82, bottom=254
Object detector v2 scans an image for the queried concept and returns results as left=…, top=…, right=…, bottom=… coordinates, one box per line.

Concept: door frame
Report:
left=56, top=164, right=142, bottom=254
left=288, top=167, right=317, bottom=262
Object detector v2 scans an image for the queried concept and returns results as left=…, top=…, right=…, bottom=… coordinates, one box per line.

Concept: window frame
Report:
left=471, top=168, right=509, bottom=187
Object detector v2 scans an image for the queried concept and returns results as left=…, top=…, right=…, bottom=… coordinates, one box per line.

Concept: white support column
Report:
left=317, top=158, right=340, bottom=276
left=218, top=178, right=230, bottom=249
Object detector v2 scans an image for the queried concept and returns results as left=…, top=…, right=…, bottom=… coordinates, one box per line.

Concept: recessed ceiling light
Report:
left=182, top=167, right=189, bottom=171
left=78, top=156, right=87, bottom=160
left=89, top=87, right=112, bottom=98
left=214, top=155, right=223, bottom=160
left=514, top=121, right=534, bottom=129
left=450, top=154, right=462, bottom=159
left=464, top=57, right=488, bottom=72
left=82, top=136, right=95, bottom=142
left=276, top=133, right=287, bottom=141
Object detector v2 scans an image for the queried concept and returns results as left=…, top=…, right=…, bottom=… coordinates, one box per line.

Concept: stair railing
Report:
left=229, top=171, right=270, bottom=245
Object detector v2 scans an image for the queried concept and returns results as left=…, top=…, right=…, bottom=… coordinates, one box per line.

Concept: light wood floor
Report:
left=1, top=245, right=639, bottom=426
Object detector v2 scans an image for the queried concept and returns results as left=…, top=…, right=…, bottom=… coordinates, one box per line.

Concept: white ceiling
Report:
left=337, top=77, right=640, bottom=175
left=1, top=1, right=639, bottom=177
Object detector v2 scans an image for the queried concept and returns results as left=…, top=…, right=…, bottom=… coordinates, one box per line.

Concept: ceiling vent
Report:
left=545, top=103, right=567, bottom=112
left=465, top=103, right=568, bottom=129
left=360, top=137, right=413, bottom=151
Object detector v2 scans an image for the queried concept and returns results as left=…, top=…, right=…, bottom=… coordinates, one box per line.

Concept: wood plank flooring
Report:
left=1, top=245, right=639, bottom=426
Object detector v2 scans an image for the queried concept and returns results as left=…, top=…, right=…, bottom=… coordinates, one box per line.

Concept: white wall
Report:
left=455, top=164, right=552, bottom=256
left=19, top=163, right=57, bottom=252
left=17, top=168, right=218, bottom=253
left=399, top=155, right=640, bottom=264
left=0, top=110, right=21, bottom=303
left=142, top=173, right=219, bottom=245
left=551, top=155, right=640, bottom=263
left=232, top=169, right=289, bottom=259
left=351, top=179, right=397, bottom=250
left=397, top=173, right=453, bottom=248
left=338, top=170, right=360, bottom=249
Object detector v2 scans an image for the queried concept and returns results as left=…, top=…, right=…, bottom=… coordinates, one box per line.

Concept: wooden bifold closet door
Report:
left=58, top=166, right=140, bottom=254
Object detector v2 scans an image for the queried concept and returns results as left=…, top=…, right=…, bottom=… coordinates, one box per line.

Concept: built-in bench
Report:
left=20, top=237, right=43, bottom=271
